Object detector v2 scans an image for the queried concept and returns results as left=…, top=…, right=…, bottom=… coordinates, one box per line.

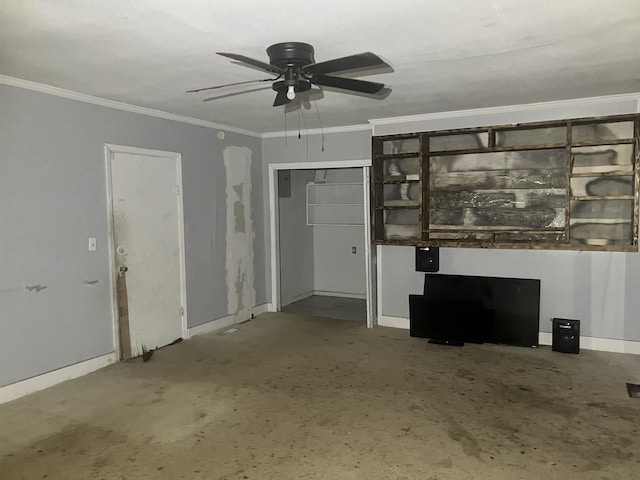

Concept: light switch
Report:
left=352, top=246, right=357, bottom=254
left=88, top=237, right=97, bottom=251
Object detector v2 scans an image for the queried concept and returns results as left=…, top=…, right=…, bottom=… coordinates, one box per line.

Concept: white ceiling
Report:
left=2, top=0, right=640, bottom=134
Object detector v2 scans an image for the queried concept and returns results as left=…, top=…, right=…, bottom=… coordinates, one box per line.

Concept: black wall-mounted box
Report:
left=415, top=247, right=439, bottom=272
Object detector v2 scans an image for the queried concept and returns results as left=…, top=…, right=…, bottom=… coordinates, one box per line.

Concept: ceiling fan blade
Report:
left=310, top=74, right=385, bottom=94
left=202, top=86, right=272, bottom=102
left=304, top=52, right=389, bottom=75
left=187, top=77, right=275, bottom=93
left=217, top=52, right=284, bottom=75
left=273, top=89, right=291, bottom=107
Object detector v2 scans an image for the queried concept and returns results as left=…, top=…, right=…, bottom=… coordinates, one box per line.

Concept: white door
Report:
left=108, top=147, right=186, bottom=357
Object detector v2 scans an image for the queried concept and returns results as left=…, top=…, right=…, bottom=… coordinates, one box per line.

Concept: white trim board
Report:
left=314, top=291, right=366, bottom=300
left=282, top=291, right=367, bottom=308
left=378, top=315, right=410, bottom=330
left=281, top=291, right=316, bottom=308
left=4, top=75, right=639, bottom=140
left=187, top=303, right=272, bottom=338
left=0, top=74, right=368, bottom=139
left=0, top=301, right=273, bottom=404
left=269, top=160, right=372, bottom=170
left=262, top=123, right=372, bottom=138
left=268, top=160, right=373, bottom=326
left=0, top=75, right=260, bottom=138
left=538, top=332, right=640, bottom=355
left=378, top=317, right=640, bottom=355
left=369, top=92, right=640, bottom=129
left=0, top=353, right=117, bottom=405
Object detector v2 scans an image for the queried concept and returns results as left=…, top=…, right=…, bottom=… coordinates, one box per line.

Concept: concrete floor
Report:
left=1, top=312, right=639, bottom=480
left=282, top=295, right=367, bottom=322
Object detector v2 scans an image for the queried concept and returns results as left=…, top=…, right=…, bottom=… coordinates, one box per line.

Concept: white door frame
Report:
left=104, top=144, right=189, bottom=357
left=268, top=159, right=377, bottom=328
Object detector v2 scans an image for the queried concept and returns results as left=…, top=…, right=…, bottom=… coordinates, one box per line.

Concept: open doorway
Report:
left=268, top=160, right=376, bottom=327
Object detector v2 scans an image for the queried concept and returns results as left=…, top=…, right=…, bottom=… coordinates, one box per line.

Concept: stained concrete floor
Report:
left=1, top=312, right=640, bottom=480
left=282, top=295, right=367, bottom=322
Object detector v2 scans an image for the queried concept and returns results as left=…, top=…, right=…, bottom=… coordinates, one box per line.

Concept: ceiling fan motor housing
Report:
left=266, top=42, right=315, bottom=68
left=267, top=42, right=315, bottom=94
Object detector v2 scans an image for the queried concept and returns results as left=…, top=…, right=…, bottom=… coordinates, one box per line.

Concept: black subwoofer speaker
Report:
left=552, top=318, right=580, bottom=354
left=416, top=247, right=439, bottom=272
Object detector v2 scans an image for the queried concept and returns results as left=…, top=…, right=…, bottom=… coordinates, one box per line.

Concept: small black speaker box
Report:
left=416, top=247, right=439, bottom=272
left=552, top=318, right=580, bottom=354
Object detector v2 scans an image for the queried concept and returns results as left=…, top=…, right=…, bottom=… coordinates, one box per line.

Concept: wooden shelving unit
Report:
left=371, top=114, right=640, bottom=251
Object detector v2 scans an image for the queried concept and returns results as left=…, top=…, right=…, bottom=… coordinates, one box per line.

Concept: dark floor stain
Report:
left=0, top=423, right=127, bottom=478
left=447, top=420, right=482, bottom=458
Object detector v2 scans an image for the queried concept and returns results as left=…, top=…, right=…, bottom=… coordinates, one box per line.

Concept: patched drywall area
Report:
left=224, top=146, right=256, bottom=318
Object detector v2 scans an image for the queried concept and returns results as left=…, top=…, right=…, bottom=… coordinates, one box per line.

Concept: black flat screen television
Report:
left=409, top=274, right=540, bottom=347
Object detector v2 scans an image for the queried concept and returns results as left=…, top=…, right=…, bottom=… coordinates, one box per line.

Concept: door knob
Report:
left=119, top=266, right=128, bottom=273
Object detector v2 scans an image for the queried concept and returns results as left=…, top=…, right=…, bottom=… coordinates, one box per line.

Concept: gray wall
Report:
left=278, top=169, right=315, bottom=305
left=313, top=168, right=366, bottom=297
left=380, top=246, right=640, bottom=340
left=261, top=101, right=640, bottom=342
left=374, top=97, right=640, bottom=341
left=0, top=85, right=265, bottom=387
left=4, top=83, right=638, bottom=389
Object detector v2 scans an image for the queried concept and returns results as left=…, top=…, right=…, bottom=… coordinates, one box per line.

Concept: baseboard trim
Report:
left=538, top=332, right=552, bottom=346
left=281, top=291, right=315, bottom=308
left=313, top=290, right=366, bottom=300
left=378, top=315, right=410, bottom=329
left=252, top=303, right=272, bottom=316
left=188, top=315, right=236, bottom=337
left=539, top=331, right=640, bottom=354
left=0, top=353, right=117, bottom=405
left=188, top=303, right=272, bottom=337
left=379, top=317, right=640, bottom=355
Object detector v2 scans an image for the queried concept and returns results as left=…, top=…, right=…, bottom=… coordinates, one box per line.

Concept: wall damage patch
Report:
left=25, top=284, right=47, bottom=293
left=224, top=146, right=255, bottom=319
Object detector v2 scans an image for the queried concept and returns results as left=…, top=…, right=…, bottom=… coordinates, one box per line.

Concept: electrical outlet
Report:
left=352, top=246, right=357, bottom=254
left=88, top=237, right=97, bottom=251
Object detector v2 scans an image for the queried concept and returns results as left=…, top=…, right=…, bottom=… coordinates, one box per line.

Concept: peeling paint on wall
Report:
left=224, top=146, right=256, bottom=317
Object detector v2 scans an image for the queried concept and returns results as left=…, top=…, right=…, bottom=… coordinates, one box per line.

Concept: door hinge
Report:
left=175, top=185, right=180, bottom=196
left=179, top=306, right=184, bottom=316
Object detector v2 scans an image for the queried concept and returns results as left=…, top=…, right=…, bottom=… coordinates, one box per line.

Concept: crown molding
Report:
left=261, top=123, right=372, bottom=139
left=368, top=92, right=640, bottom=127
left=0, top=75, right=261, bottom=138
left=5, top=75, right=638, bottom=140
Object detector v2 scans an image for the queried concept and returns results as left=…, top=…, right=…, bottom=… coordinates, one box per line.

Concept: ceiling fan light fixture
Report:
left=210, top=43, right=392, bottom=107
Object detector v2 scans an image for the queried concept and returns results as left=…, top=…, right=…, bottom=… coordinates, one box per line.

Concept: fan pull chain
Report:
left=300, top=108, right=310, bottom=158
left=284, top=108, right=288, bottom=148
left=314, top=102, right=325, bottom=152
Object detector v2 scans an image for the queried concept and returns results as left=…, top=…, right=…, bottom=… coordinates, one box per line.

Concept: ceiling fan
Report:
left=188, top=42, right=392, bottom=107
